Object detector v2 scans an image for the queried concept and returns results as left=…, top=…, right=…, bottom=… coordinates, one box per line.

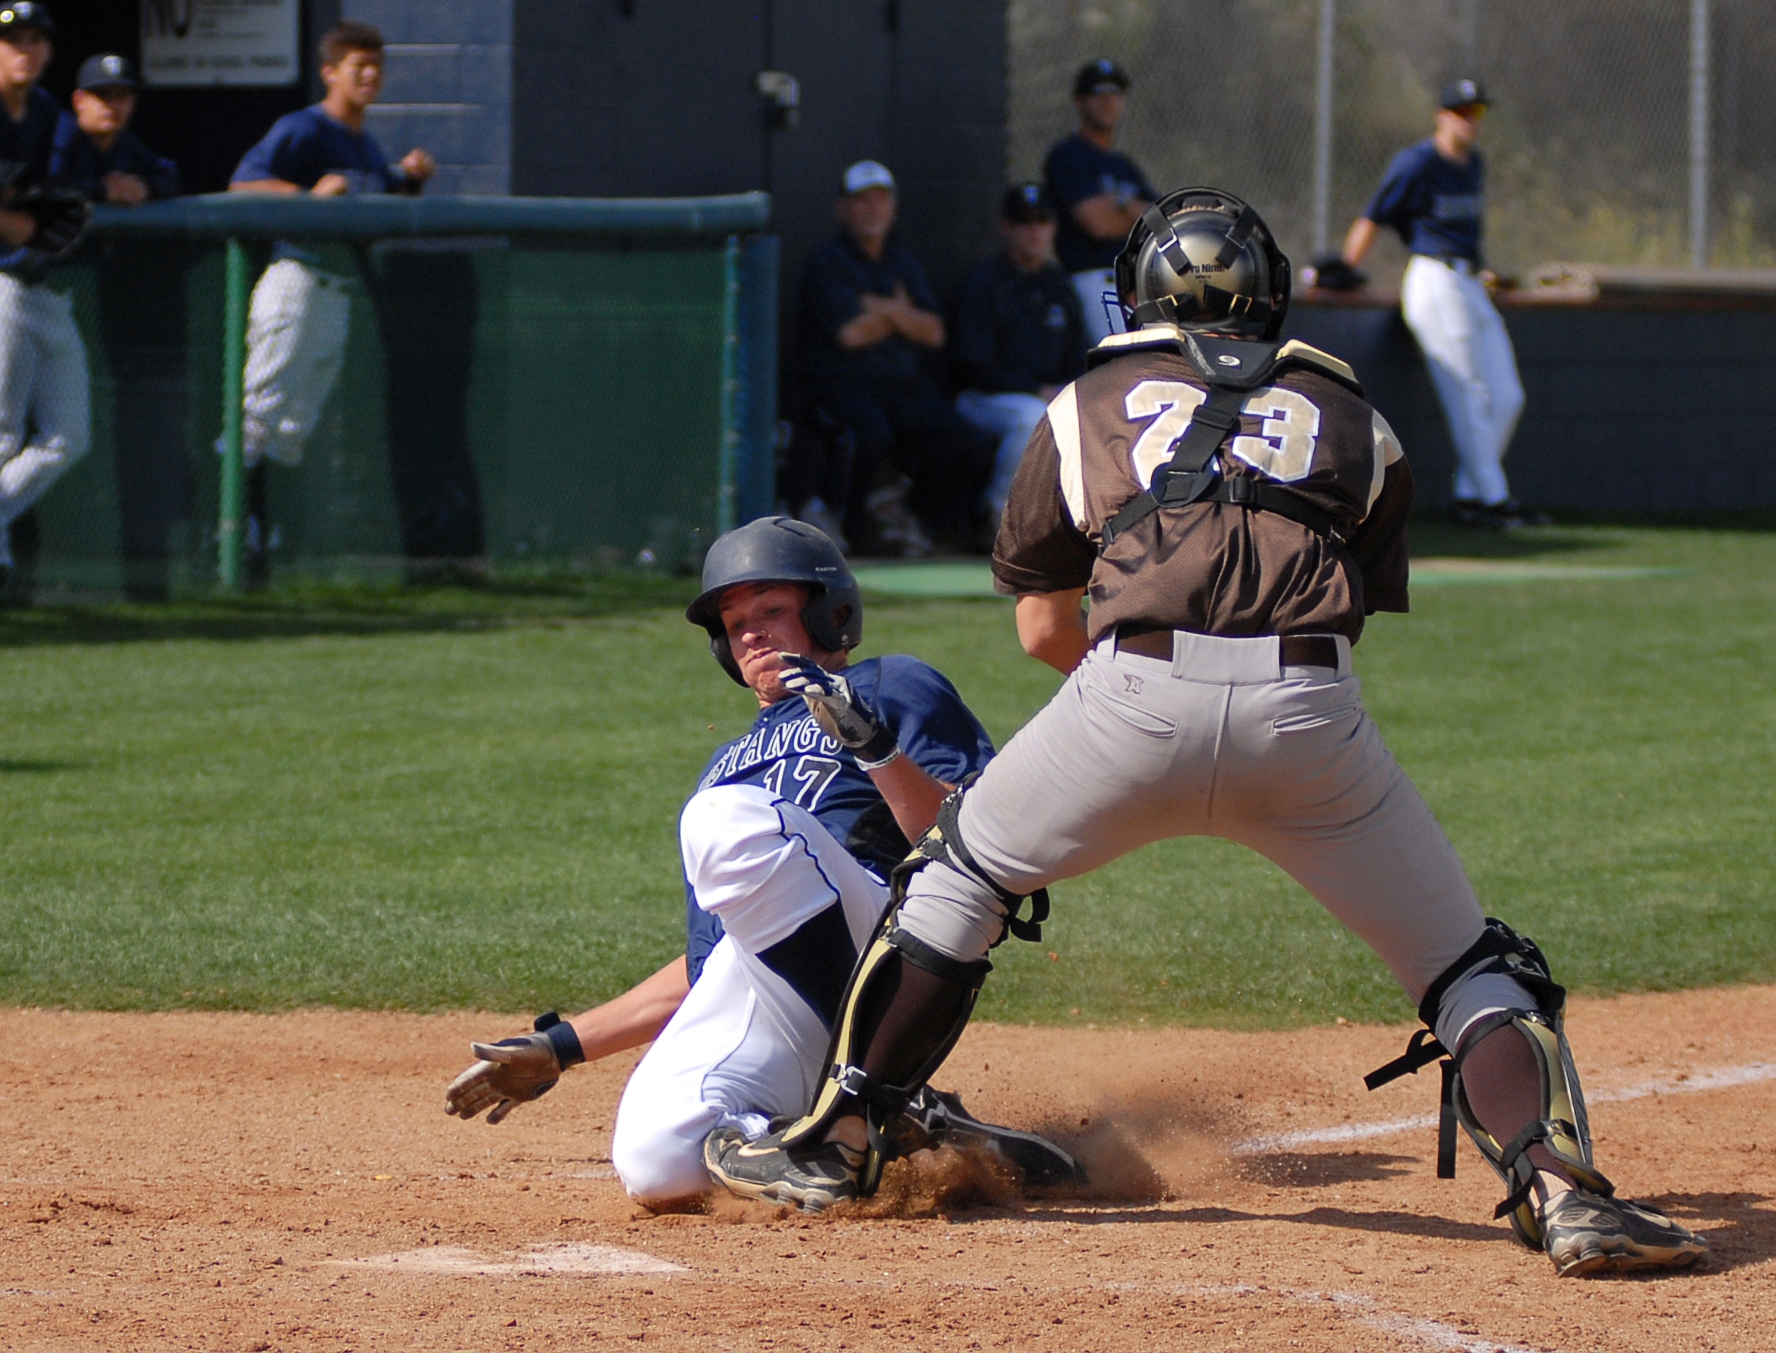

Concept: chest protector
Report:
left=1090, top=327, right=1366, bottom=550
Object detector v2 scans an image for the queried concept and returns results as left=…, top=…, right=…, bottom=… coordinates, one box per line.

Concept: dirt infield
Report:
left=4, top=986, right=1773, bottom=1352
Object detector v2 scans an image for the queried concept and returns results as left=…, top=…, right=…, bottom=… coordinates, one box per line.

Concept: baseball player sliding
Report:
left=444, top=518, right=1079, bottom=1204
left=1340, top=79, right=1544, bottom=530
left=711, top=188, right=1707, bottom=1278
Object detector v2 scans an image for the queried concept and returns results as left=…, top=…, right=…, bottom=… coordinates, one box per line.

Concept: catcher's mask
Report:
left=1113, top=186, right=1291, bottom=341
left=685, top=516, right=863, bottom=686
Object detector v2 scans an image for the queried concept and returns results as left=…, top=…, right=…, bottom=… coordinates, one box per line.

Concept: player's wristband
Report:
left=533, top=1011, right=586, bottom=1068
left=856, top=742, right=903, bottom=772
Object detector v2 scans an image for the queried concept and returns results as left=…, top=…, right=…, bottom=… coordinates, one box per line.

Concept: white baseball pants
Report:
left=610, top=785, right=890, bottom=1203
left=236, top=259, right=351, bottom=469
left=1401, top=254, right=1524, bottom=507
left=955, top=389, right=1048, bottom=518
left=0, top=273, right=90, bottom=559
left=895, top=632, right=1534, bottom=1051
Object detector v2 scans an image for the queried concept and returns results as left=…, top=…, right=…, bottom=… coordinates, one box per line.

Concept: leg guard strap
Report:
left=901, top=776, right=1051, bottom=946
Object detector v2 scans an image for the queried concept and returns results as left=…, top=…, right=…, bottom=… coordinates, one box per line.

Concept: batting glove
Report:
left=445, top=1012, right=585, bottom=1125
left=777, top=652, right=901, bottom=769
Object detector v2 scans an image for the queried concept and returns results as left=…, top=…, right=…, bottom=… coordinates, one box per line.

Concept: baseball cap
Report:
left=840, top=160, right=895, bottom=195
left=0, top=1, right=52, bottom=37
left=1002, top=182, right=1054, bottom=223
left=77, top=53, right=137, bottom=92
left=1073, top=58, right=1130, bottom=98
left=1439, top=78, right=1489, bottom=110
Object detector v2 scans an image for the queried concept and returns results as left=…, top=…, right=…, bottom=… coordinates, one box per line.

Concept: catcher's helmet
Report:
left=685, top=516, right=863, bottom=686
left=1113, top=186, right=1291, bottom=341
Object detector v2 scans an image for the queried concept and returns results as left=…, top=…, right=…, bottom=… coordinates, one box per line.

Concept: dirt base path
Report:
left=4, top=986, right=1774, bottom=1352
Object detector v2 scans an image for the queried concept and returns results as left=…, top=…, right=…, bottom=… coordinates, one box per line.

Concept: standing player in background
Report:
left=0, top=2, right=89, bottom=606
left=717, top=188, right=1708, bottom=1279
left=1044, top=59, right=1155, bottom=347
left=50, top=54, right=179, bottom=205
left=1341, top=80, right=1544, bottom=530
left=951, top=183, right=1087, bottom=532
left=444, top=518, right=1078, bottom=1205
left=226, top=21, right=433, bottom=585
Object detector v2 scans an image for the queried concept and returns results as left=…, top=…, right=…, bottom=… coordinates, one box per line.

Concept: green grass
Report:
left=2, top=525, right=1774, bottom=1028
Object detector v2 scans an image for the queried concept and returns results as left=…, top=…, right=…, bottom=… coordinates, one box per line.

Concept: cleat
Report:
left=908, top=1088, right=1087, bottom=1188
left=1541, top=1189, right=1708, bottom=1277
left=703, top=1126, right=863, bottom=1213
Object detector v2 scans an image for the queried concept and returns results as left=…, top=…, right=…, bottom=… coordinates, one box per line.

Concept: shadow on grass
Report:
left=0, top=758, right=82, bottom=773
left=0, top=570, right=701, bottom=648
left=1410, top=521, right=1613, bottom=561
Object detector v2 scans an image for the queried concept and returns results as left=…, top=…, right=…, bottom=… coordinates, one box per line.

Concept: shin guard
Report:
left=1450, top=1010, right=1612, bottom=1248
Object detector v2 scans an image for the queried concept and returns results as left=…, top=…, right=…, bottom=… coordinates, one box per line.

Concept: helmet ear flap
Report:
left=710, top=630, right=747, bottom=686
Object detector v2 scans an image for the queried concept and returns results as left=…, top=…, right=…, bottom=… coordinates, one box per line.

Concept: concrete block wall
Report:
left=345, top=0, right=514, bottom=195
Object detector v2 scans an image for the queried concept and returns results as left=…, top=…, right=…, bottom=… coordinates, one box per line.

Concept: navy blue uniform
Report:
left=1044, top=133, right=1156, bottom=273
left=949, top=253, right=1087, bottom=395
left=684, top=655, right=994, bottom=983
left=232, top=105, right=411, bottom=195
left=0, top=86, right=62, bottom=281
left=797, top=232, right=996, bottom=542
left=798, top=231, right=942, bottom=387
left=1364, top=139, right=1485, bottom=264
left=50, top=115, right=180, bottom=203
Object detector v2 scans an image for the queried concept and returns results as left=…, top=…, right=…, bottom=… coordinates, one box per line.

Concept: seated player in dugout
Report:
left=49, top=54, right=179, bottom=205
left=224, top=20, right=434, bottom=586
left=950, top=182, right=1087, bottom=533
left=796, top=160, right=996, bottom=557
left=1044, top=59, right=1156, bottom=347
left=707, top=188, right=1709, bottom=1279
left=444, top=517, right=1081, bottom=1206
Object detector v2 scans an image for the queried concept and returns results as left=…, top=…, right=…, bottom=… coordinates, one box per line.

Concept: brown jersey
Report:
left=992, top=328, right=1412, bottom=644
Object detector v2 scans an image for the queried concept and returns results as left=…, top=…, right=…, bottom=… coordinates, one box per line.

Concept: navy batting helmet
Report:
left=1113, top=186, right=1291, bottom=341
left=685, top=516, right=864, bottom=686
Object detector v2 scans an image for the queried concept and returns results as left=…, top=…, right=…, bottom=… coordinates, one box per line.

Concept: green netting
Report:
left=17, top=195, right=776, bottom=600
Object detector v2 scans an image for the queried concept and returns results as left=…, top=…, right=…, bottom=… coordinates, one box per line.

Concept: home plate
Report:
left=339, top=1243, right=685, bottom=1276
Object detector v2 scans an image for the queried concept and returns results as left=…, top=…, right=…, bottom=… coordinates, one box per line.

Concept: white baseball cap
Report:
left=841, top=160, right=896, bottom=195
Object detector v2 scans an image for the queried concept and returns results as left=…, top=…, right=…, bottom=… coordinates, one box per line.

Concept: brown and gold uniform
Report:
left=892, top=325, right=1514, bottom=1054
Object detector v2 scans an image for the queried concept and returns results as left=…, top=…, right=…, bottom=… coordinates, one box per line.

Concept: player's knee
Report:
left=894, top=859, right=1005, bottom=965
left=610, top=1122, right=713, bottom=1205
left=679, top=784, right=799, bottom=890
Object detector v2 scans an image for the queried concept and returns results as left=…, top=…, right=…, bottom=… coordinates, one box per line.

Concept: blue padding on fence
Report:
left=88, top=192, right=772, bottom=240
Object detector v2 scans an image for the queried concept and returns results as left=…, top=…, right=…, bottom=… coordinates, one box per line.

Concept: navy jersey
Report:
left=232, top=105, right=407, bottom=195
left=50, top=115, right=181, bottom=203
left=1364, top=139, right=1485, bottom=264
left=949, top=251, right=1087, bottom=395
left=0, top=86, right=63, bottom=281
left=799, top=231, right=942, bottom=387
left=1044, top=133, right=1156, bottom=273
left=684, top=655, right=994, bottom=984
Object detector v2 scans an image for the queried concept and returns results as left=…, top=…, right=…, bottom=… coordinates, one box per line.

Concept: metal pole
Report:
left=716, top=234, right=741, bottom=535
left=1312, top=0, right=1334, bottom=256
left=1690, top=0, right=1710, bottom=268
left=218, top=236, right=249, bottom=591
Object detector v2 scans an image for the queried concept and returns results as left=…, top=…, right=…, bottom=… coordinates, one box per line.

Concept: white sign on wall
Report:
left=141, top=0, right=300, bottom=87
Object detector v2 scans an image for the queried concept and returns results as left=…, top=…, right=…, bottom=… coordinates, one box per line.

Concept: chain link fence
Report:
left=1010, top=0, right=1776, bottom=283
left=11, top=195, right=776, bottom=602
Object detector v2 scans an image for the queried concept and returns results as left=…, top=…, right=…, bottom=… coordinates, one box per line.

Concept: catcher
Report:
left=0, top=0, right=91, bottom=604
left=445, top=517, right=1081, bottom=1204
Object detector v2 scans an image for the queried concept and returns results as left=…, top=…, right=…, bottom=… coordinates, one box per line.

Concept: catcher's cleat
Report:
left=703, top=1127, right=862, bottom=1213
left=1540, top=1189, right=1708, bottom=1277
left=905, top=1088, right=1087, bottom=1188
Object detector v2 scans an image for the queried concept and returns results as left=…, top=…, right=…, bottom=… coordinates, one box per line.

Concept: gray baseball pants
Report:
left=896, top=630, right=1534, bottom=1047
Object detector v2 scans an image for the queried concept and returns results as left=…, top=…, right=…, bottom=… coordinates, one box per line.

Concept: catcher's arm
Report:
left=445, top=955, right=690, bottom=1124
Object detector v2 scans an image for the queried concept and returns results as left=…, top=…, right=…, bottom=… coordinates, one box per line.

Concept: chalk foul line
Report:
left=1234, top=1059, right=1776, bottom=1154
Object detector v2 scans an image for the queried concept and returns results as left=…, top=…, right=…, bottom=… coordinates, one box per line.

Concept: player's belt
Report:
left=1113, top=624, right=1340, bottom=671
left=1413, top=253, right=1476, bottom=276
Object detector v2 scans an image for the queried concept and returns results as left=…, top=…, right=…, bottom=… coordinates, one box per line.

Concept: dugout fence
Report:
left=18, top=193, right=776, bottom=601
